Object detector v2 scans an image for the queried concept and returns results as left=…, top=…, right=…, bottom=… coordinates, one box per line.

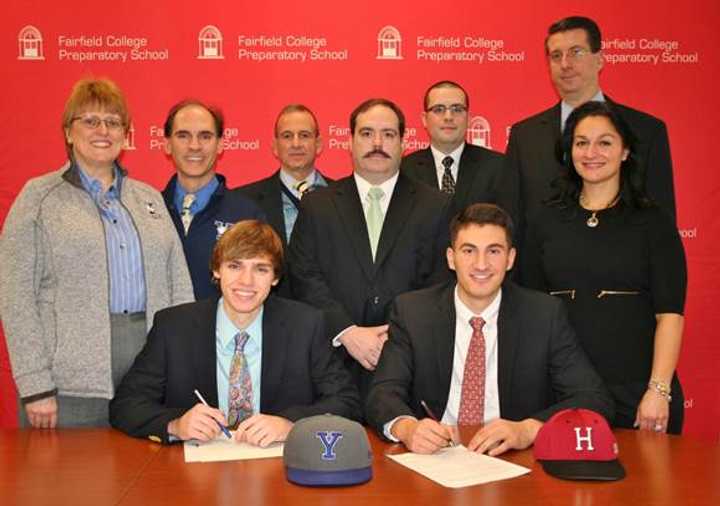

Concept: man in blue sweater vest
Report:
left=161, top=99, right=264, bottom=300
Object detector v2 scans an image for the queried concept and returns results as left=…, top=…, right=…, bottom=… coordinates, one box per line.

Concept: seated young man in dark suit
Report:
left=110, top=220, right=360, bottom=445
left=366, top=204, right=613, bottom=455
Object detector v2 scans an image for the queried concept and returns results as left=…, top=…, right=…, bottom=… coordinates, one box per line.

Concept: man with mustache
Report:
left=161, top=100, right=264, bottom=300
left=288, top=98, right=451, bottom=403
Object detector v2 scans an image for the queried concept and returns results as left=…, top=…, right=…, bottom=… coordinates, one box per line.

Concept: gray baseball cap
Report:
left=283, top=414, right=373, bottom=486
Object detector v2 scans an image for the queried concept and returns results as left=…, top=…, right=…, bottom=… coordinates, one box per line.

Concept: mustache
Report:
left=363, top=148, right=391, bottom=159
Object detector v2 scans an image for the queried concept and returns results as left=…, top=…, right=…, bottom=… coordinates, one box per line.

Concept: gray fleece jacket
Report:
left=0, top=163, right=194, bottom=399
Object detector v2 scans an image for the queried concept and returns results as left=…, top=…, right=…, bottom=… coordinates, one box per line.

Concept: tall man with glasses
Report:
left=401, top=81, right=506, bottom=219
left=499, top=16, right=677, bottom=249
left=288, top=98, right=451, bottom=404
left=161, top=100, right=264, bottom=300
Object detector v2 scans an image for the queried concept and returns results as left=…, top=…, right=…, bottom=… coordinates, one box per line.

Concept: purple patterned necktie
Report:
left=228, top=331, right=253, bottom=428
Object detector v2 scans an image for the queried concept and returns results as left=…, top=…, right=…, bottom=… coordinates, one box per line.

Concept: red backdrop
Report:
left=2, top=1, right=719, bottom=440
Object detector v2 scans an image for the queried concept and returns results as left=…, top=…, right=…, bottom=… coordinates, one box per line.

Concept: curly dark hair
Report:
left=547, top=101, right=652, bottom=211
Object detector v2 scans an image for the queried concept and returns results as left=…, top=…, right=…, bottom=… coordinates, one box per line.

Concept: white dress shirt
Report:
left=384, top=286, right=502, bottom=440
left=353, top=171, right=399, bottom=218
left=442, top=286, right=501, bottom=424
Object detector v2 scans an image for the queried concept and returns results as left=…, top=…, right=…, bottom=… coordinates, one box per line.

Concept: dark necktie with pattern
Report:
left=295, top=180, right=310, bottom=198
left=440, top=156, right=456, bottom=195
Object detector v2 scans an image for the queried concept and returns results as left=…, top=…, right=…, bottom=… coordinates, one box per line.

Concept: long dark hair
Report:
left=547, top=101, right=652, bottom=210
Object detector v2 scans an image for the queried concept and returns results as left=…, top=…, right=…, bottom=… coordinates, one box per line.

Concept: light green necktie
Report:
left=366, top=186, right=385, bottom=261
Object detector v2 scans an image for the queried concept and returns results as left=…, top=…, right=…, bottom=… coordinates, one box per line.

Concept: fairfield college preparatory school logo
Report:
left=123, top=124, right=136, bottom=151
left=468, top=116, right=492, bottom=149
left=198, top=25, right=224, bottom=59
left=18, top=25, right=45, bottom=60
left=377, top=26, right=402, bottom=60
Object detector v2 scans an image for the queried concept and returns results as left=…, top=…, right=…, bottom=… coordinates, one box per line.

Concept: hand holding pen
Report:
left=421, top=400, right=456, bottom=448
left=193, top=389, right=232, bottom=439
left=166, top=398, right=230, bottom=442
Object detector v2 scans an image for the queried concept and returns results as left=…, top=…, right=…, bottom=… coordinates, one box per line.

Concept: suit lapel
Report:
left=543, top=103, right=563, bottom=145
left=332, top=177, right=374, bottom=280
left=434, top=283, right=457, bottom=412
left=191, top=299, right=221, bottom=406
left=454, top=144, right=480, bottom=205
left=268, top=172, right=289, bottom=247
left=496, top=283, right=520, bottom=417
left=373, top=175, right=415, bottom=273
left=259, top=296, right=286, bottom=412
left=410, top=149, right=439, bottom=187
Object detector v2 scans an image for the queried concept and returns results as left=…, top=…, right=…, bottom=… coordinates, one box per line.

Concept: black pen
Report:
left=193, top=389, right=232, bottom=439
left=420, top=400, right=455, bottom=447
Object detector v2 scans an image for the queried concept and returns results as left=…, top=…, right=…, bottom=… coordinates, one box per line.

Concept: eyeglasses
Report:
left=548, top=46, right=592, bottom=64
left=426, top=104, right=468, bottom=116
left=72, top=115, right=125, bottom=132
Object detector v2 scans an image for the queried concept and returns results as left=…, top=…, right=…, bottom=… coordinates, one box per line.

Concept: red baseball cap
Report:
left=533, top=409, right=625, bottom=481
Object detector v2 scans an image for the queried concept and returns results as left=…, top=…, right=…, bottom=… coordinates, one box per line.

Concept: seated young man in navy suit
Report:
left=366, top=204, right=612, bottom=455
left=110, top=220, right=360, bottom=445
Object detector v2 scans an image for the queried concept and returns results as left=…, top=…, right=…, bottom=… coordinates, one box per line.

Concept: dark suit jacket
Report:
left=237, top=169, right=334, bottom=250
left=109, top=296, right=361, bottom=442
left=499, top=97, right=676, bottom=246
left=238, top=170, right=334, bottom=297
left=287, top=173, right=451, bottom=397
left=401, top=143, right=506, bottom=218
left=366, top=281, right=614, bottom=437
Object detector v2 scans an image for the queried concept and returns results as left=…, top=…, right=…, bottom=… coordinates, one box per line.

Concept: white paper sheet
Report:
left=183, top=434, right=284, bottom=463
left=386, top=444, right=530, bottom=488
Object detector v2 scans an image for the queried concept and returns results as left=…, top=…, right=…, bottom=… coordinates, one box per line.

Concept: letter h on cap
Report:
left=574, top=427, right=595, bottom=451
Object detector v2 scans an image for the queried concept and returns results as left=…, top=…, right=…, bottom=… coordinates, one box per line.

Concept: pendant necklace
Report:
left=579, top=193, right=620, bottom=228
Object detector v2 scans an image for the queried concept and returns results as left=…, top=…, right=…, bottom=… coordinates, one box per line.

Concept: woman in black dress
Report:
left=520, top=101, right=686, bottom=433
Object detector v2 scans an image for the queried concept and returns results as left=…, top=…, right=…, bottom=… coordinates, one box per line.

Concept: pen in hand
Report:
left=420, top=400, right=455, bottom=447
left=193, top=389, right=232, bottom=439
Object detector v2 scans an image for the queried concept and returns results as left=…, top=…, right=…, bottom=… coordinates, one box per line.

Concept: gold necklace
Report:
left=579, top=193, right=620, bottom=228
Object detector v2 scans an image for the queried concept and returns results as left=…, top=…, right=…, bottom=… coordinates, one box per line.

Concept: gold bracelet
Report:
left=648, top=379, right=672, bottom=402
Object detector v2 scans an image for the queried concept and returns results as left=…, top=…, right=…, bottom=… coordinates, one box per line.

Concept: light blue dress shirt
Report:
left=279, top=168, right=328, bottom=242
left=215, top=298, right=264, bottom=417
left=173, top=175, right=219, bottom=216
left=561, top=90, right=605, bottom=131
left=77, top=164, right=146, bottom=313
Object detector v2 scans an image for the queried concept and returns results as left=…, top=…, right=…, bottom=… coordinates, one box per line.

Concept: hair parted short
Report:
left=349, top=98, right=406, bottom=138
left=274, top=104, right=320, bottom=138
left=450, top=203, right=515, bottom=248
left=546, top=16, right=602, bottom=54
left=210, top=220, right=284, bottom=279
left=62, top=77, right=130, bottom=158
left=163, top=99, right=225, bottom=138
left=423, top=80, right=470, bottom=111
